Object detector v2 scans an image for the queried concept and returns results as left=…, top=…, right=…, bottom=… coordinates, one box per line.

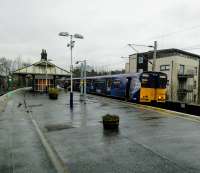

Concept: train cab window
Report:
left=157, top=74, right=167, bottom=88
left=140, top=73, right=149, bottom=87
left=140, top=73, right=157, bottom=88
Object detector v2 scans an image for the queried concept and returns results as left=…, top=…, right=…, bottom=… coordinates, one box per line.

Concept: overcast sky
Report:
left=1, top=0, right=200, bottom=70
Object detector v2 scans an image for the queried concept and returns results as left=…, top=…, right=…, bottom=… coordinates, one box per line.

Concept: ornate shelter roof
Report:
left=13, top=60, right=70, bottom=76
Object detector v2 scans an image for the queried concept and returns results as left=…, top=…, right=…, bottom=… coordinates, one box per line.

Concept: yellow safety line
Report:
left=93, top=95, right=200, bottom=123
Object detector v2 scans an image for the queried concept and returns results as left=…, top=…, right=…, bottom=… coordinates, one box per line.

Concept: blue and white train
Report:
left=66, top=71, right=167, bottom=103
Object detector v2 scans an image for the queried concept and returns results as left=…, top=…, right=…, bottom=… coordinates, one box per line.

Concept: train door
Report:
left=106, top=78, right=112, bottom=95
left=125, top=77, right=132, bottom=100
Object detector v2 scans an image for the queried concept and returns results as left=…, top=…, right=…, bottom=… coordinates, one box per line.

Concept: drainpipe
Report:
left=171, top=60, right=174, bottom=101
left=198, top=59, right=200, bottom=104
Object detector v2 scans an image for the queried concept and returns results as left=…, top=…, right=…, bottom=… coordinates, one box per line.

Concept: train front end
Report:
left=139, top=72, right=167, bottom=103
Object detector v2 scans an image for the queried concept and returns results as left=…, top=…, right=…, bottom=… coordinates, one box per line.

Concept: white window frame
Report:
left=160, top=64, right=170, bottom=71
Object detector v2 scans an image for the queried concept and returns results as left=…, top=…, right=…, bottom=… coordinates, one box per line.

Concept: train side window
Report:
left=113, top=79, right=120, bottom=88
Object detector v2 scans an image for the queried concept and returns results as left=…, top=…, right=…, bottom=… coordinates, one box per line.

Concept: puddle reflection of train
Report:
left=65, top=71, right=167, bottom=103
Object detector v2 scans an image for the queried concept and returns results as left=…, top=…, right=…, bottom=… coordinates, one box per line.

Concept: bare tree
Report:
left=0, top=57, right=12, bottom=76
left=0, top=56, right=31, bottom=75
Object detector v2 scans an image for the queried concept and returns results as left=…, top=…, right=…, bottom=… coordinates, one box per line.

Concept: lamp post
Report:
left=76, top=60, right=87, bottom=103
left=45, top=59, right=53, bottom=93
left=59, top=32, right=84, bottom=108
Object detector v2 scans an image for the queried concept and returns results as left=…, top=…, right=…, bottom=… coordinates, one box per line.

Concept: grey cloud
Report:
left=0, top=0, right=200, bottom=70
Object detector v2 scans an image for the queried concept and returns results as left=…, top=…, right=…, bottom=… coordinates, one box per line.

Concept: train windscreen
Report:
left=140, top=72, right=167, bottom=89
left=157, top=73, right=167, bottom=88
left=140, top=73, right=157, bottom=88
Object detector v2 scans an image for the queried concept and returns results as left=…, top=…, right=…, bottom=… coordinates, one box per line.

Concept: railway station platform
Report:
left=1, top=89, right=200, bottom=173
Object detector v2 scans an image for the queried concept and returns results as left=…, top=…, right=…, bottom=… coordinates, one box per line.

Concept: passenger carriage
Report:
left=68, top=71, right=167, bottom=103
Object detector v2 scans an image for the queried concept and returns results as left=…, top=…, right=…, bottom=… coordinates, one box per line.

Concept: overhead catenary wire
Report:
left=141, top=24, right=200, bottom=42
left=179, top=44, right=200, bottom=51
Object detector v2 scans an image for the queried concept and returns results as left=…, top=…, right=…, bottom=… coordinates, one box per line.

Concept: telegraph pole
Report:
left=198, top=59, right=200, bottom=104
left=152, top=41, right=157, bottom=71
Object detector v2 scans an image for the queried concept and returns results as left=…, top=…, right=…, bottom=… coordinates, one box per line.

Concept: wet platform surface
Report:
left=24, top=90, right=200, bottom=173
left=0, top=91, right=56, bottom=173
left=1, top=90, right=200, bottom=173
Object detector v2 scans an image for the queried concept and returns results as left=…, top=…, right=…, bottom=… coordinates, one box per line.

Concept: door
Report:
left=126, top=77, right=132, bottom=100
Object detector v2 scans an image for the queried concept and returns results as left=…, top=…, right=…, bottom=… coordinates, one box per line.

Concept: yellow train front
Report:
left=139, top=72, right=167, bottom=103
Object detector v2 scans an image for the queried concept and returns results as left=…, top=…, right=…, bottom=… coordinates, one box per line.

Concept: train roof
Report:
left=87, top=73, right=141, bottom=79
left=67, top=71, right=167, bottom=80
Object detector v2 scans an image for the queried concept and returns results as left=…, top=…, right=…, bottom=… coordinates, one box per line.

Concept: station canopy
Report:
left=14, top=60, right=69, bottom=76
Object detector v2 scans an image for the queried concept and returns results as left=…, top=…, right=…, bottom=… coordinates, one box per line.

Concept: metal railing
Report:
left=177, top=85, right=194, bottom=93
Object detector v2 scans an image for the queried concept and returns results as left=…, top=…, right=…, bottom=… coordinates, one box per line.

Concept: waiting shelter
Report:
left=14, top=50, right=70, bottom=92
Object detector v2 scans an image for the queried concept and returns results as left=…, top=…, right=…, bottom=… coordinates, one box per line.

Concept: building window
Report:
left=160, top=65, right=170, bottom=71
left=167, top=80, right=169, bottom=86
left=179, top=65, right=185, bottom=74
left=194, top=80, right=197, bottom=89
left=195, top=67, right=198, bottom=75
left=194, top=95, right=197, bottom=102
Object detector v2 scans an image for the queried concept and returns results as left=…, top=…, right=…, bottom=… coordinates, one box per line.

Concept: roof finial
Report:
left=41, top=49, right=47, bottom=60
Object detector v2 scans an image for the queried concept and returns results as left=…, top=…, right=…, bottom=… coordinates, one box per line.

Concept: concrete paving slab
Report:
left=0, top=91, right=56, bottom=173
left=2, top=89, right=200, bottom=173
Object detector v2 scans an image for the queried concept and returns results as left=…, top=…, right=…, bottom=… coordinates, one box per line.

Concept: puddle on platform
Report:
left=45, top=123, right=75, bottom=132
left=28, top=104, right=43, bottom=108
left=101, top=103, right=109, bottom=107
